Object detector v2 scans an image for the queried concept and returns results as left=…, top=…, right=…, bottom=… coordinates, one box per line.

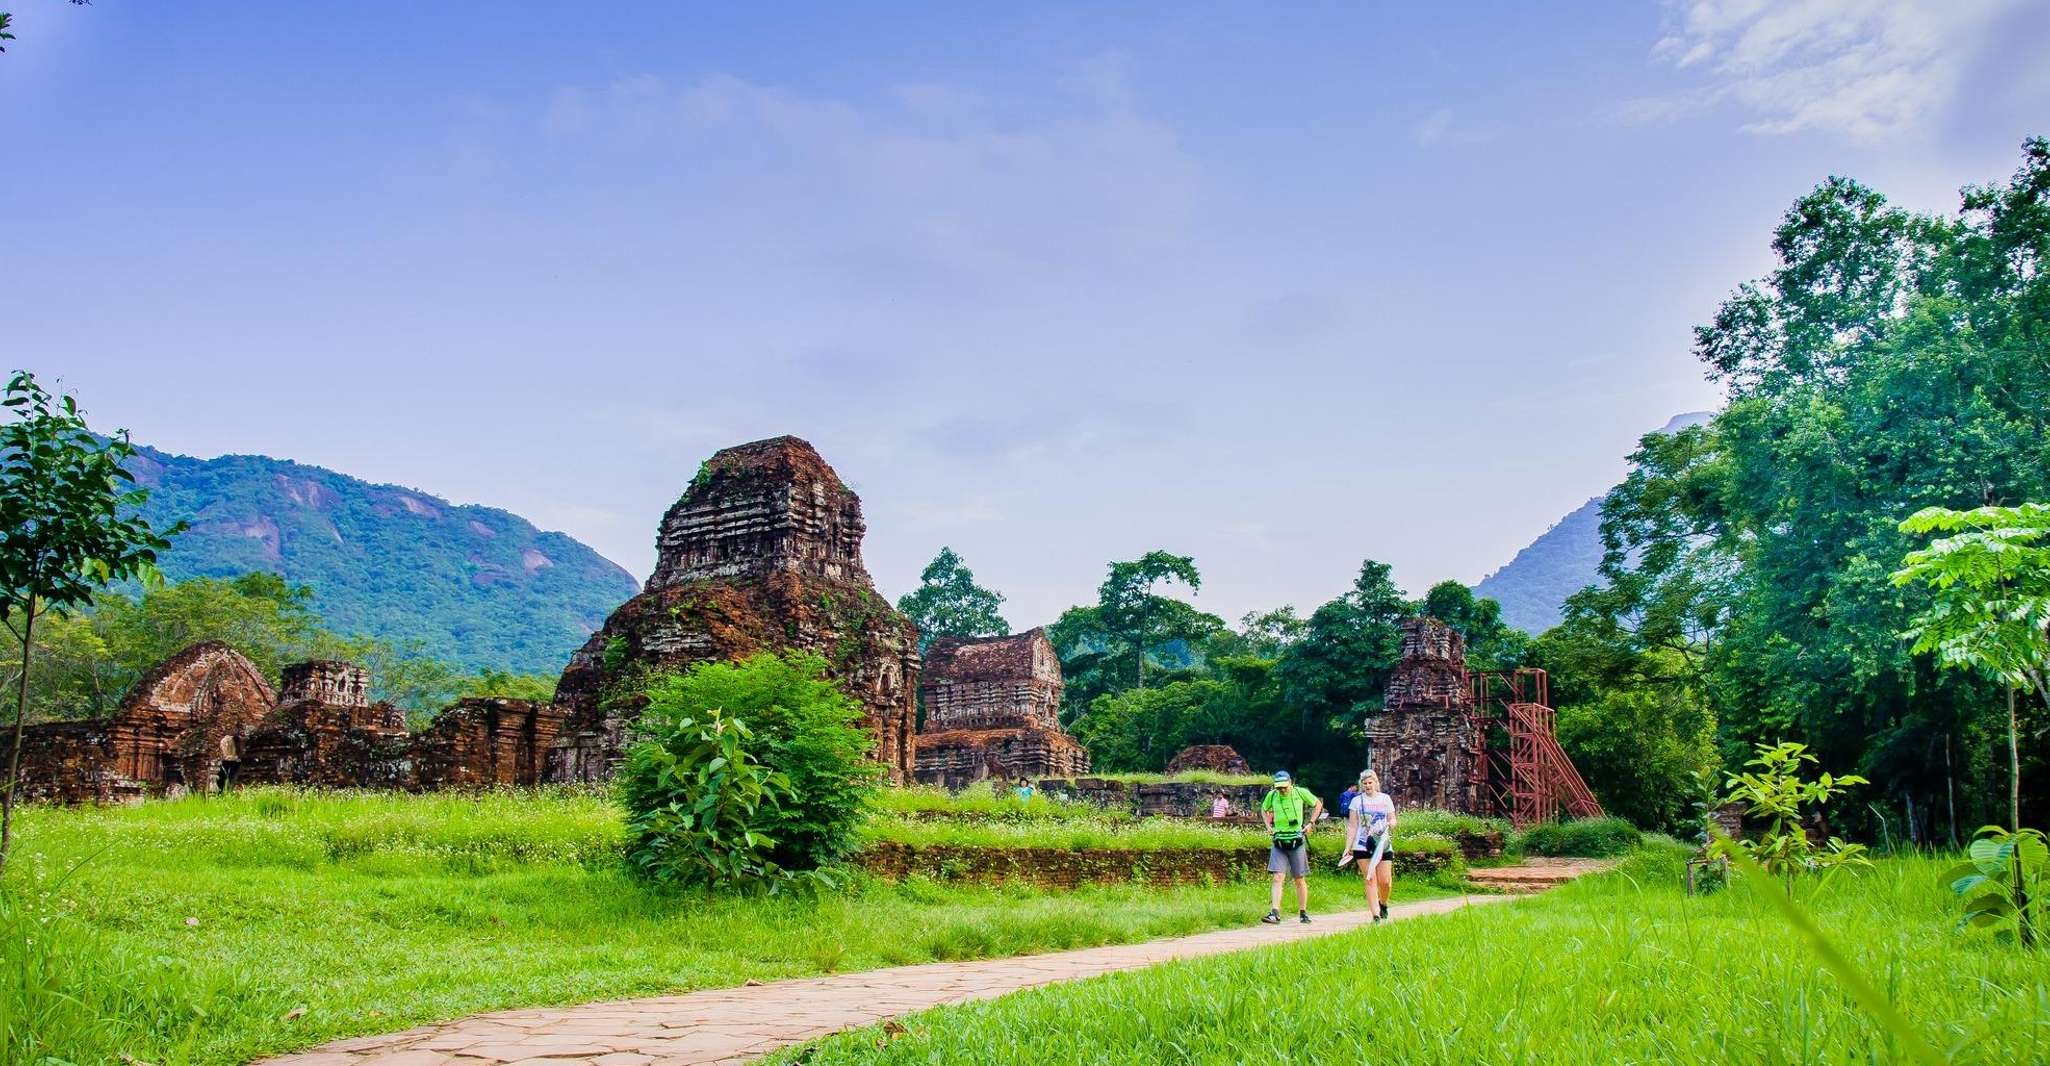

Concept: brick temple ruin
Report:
left=912, top=629, right=1089, bottom=788
left=4, top=650, right=571, bottom=803
left=547, top=436, right=921, bottom=784
left=1164, top=744, right=1251, bottom=776
left=3, top=641, right=277, bottom=803
left=1368, top=615, right=1602, bottom=827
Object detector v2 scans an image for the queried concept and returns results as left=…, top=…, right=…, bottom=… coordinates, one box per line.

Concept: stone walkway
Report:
left=261, top=894, right=1517, bottom=1066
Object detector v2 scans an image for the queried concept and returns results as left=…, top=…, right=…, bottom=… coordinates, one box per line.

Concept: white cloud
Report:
left=1625, top=0, right=2029, bottom=142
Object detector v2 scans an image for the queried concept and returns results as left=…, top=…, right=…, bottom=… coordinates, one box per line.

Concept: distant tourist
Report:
left=1335, top=781, right=1360, bottom=826
left=1013, top=781, right=1035, bottom=802
left=1340, top=769, right=1397, bottom=922
left=1210, top=792, right=1232, bottom=819
left=1259, top=770, right=1323, bottom=925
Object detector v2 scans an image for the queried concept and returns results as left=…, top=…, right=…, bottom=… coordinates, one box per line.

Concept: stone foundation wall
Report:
left=914, top=727, right=1089, bottom=790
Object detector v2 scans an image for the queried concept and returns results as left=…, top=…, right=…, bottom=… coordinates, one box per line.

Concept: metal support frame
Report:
left=1468, top=667, right=1603, bottom=828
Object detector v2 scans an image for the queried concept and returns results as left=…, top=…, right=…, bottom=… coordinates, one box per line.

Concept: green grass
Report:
left=767, top=844, right=2050, bottom=1065
left=1509, top=815, right=1643, bottom=858
left=873, top=785, right=1128, bottom=823
left=0, top=788, right=1409, bottom=1066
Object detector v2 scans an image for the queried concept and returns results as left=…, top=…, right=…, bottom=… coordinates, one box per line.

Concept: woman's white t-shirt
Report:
left=1350, top=792, right=1395, bottom=852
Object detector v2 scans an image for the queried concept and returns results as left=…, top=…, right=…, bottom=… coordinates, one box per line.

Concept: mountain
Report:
left=124, top=445, right=641, bottom=674
left=1475, top=411, right=1714, bottom=635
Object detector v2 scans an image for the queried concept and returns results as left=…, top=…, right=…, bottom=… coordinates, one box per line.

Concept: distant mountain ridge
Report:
left=1475, top=411, right=1714, bottom=635
left=125, top=445, right=640, bottom=674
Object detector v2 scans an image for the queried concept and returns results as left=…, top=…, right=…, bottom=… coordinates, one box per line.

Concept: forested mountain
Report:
left=124, top=445, right=640, bottom=673
left=1475, top=411, right=1712, bottom=634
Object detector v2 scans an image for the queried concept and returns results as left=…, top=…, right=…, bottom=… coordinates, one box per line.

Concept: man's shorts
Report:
left=1268, top=837, right=1309, bottom=877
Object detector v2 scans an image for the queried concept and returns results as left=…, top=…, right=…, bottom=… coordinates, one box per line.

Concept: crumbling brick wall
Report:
left=411, top=698, right=564, bottom=789
left=239, top=699, right=411, bottom=790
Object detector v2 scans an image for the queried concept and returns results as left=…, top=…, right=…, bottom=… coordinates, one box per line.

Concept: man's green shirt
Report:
left=1261, top=788, right=1318, bottom=836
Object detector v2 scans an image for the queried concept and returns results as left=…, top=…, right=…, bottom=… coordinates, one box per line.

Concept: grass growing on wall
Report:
left=0, top=789, right=1391, bottom=1066
left=768, top=845, right=2050, bottom=1065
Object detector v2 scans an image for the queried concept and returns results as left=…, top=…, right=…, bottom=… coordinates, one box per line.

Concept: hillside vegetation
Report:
left=125, top=445, right=639, bottom=673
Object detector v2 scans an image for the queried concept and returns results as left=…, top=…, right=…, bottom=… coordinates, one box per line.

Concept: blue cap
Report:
left=1273, top=771, right=1291, bottom=784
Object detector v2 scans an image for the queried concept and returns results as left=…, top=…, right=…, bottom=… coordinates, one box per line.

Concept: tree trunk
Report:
left=1945, top=733, right=1958, bottom=849
left=2, top=596, right=37, bottom=877
left=2012, top=683, right=2031, bottom=948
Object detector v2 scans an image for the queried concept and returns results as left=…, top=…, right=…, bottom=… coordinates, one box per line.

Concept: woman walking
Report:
left=1341, top=769, right=1397, bottom=922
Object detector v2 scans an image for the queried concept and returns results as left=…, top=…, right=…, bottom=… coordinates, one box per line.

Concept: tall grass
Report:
left=0, top=788, right=1388, bottom=1065
left=768, top=845, right=2050, bottom=1064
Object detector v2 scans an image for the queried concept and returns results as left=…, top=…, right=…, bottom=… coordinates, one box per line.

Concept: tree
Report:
left=1, top=371, right=179, bottom=874
left=1568, top=140, right=2050, bottom=837
left=1893, top=502, right=2050, bottom=837
left=895, top=547, right=1007, bottom=654
left=0, top=3, right=89, bottom=55
left=1418, top=580, right=1530, bottom=671
left=1096, top=551, right=1203, bottom=690
left=1236, top=606, right=1307, bottom=658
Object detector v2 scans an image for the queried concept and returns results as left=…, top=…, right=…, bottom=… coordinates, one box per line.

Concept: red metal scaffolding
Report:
left=1469, top=667, right=1603, bottom=828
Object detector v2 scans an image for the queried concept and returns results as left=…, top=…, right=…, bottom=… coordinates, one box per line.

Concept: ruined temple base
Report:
left=912, top=727, right=1089, bottom=790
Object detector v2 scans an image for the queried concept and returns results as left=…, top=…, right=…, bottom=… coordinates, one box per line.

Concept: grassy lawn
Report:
left=0, top=788, right=1430, bottom=1066
left=768, top=845, right=2050, bottom=1065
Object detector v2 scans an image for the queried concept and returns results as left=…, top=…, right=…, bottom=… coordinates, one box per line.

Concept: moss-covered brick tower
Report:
left=546, top=436, right=920, bottom=783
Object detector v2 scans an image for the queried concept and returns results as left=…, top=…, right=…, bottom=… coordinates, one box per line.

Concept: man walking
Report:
left=1260, top=770, right=1323, bottom=924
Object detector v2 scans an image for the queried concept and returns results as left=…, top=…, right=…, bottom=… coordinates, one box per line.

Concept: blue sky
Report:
left=6, top=1, right=2048, bottom=629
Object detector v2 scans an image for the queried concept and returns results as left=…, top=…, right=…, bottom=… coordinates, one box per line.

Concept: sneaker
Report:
left=1298, top=911, right=1312, bottom=924
left=1261, top=909, right=1281, bottom=925
left=1380, top=903, right=1390, bottom=920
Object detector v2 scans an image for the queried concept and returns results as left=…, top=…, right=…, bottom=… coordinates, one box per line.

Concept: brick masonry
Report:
left=548, top=437, right=921, bottom=785
left=913, top=629, right=1088, bottom=788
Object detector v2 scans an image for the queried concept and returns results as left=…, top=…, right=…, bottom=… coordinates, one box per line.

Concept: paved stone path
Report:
left=261, top=893, right=1516, bottom=1066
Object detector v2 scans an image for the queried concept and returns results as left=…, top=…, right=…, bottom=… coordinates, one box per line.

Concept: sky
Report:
left=5, top=1, right=2048, bottom=631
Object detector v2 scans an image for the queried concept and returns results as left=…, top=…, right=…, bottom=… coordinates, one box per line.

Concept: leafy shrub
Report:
left=618, top=652, right=880, bottom=886
left=1712, top=741, right=1870, bottom=892
left=1513, top=817, right=1643, bottom=858
left=1944, top=825, right=2046, bottom=946
left=618, top=707, right=794, bottom=885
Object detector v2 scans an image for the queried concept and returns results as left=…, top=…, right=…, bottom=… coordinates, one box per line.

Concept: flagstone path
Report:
left=262, top=893, right=1524, bottom=1066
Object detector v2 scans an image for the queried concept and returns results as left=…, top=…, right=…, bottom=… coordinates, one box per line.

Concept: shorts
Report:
left=1350, top=838, right=1389, bottom=863
left=1268, top=837, right=1309, bottom=877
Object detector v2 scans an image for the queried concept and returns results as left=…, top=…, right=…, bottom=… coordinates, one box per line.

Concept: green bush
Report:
left=618, top=652, right=880, bottom=886
left=1512, top=817, right=1642, bottom=858
left=619, top=707, right=795, bottom=885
